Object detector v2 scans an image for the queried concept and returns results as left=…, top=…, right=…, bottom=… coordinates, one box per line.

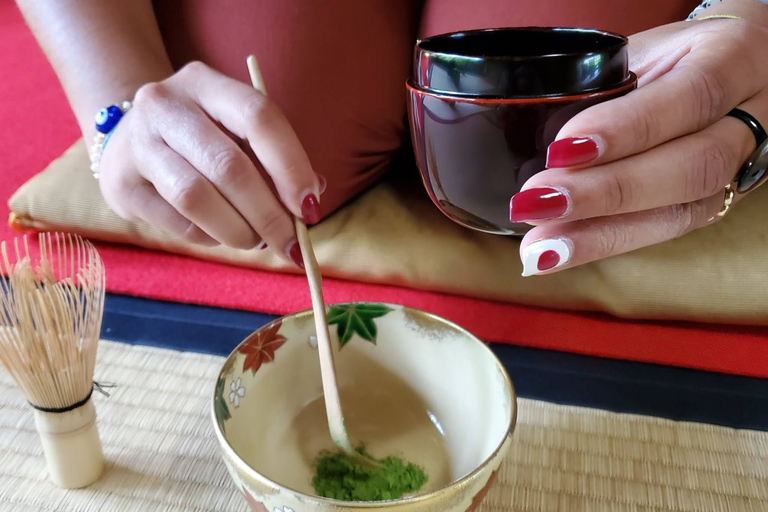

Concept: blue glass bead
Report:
left=94, top=105, right=124, bottom=134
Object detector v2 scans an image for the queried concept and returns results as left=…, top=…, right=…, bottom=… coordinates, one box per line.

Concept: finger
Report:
left=97, top=162, right=219, bottom=246
left=172, top=62, right=321, bottom=223
left=121, top=181, right=221, bottom=247
left=233, top=136, right=326, bottom=195
left=132, top=135, right=262, bottom=250
left=153, top=101, right=299, bottom=259
left=626, top=22, right=694, bottom=85
left=511, top=91, right=768, bottom=224
left=518, top=192, right=726, bottom=277
left=547, top=21, right=763, bottom=168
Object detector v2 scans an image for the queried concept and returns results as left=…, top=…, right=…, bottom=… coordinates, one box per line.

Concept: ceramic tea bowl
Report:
left=211, top=302, right=516, bottom=511
left=407, top=27, right=637, bottom=235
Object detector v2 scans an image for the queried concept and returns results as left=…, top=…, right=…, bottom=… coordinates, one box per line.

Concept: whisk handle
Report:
left=33, top=398, right=105, bottom=489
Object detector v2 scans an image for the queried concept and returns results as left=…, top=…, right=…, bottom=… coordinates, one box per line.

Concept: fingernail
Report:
left=301, top=193, right=321, bottom=225
left=510, top=187, right=570, bottom=223
left=546, top=137, right=600, bottom=168
left=257, top=241, right=268, bottom=250
left=521, top=238, right=571, bottom=277
left=288, top=242, right=305, bottom=269
left=318, top=175, right=327, bottom=195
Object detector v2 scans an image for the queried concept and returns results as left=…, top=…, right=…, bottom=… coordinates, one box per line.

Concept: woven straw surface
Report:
left=1, top=341, right=767, bottom=512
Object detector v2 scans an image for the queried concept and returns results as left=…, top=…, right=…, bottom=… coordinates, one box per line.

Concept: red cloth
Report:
left=3, top=3, right=768, bottom=378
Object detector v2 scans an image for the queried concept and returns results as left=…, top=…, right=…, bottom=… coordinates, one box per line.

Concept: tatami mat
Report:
left=1, top=341, right=767, bottom=511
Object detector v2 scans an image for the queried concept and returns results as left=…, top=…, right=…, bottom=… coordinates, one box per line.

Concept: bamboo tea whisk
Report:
left=0, top=232, right=106, bottom=489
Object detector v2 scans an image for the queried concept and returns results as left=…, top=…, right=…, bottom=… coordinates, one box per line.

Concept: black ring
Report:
left=726, top=108, right=768, bottom=147
left=29, top=389, right=92, bottom=414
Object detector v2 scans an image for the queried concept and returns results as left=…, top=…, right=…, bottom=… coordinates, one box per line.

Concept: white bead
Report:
left=95, top=108, right=108, bottom=125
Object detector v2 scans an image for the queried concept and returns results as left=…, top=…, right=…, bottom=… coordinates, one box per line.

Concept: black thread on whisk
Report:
left=28, top=389, right=93, bottom=414
left=93, top=381, right=116, bottom=397
left=27, top=381, right=116, bottom=414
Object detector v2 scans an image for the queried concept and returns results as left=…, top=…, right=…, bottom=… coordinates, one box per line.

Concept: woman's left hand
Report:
left=511, top=11, right=768, bottom=276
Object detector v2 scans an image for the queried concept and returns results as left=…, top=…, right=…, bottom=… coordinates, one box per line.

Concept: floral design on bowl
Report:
left=229, top=378, right=245, bottom=408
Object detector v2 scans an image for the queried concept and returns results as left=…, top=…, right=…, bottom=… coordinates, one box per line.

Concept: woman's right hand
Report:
left=97, top=61, right=322, bottom=268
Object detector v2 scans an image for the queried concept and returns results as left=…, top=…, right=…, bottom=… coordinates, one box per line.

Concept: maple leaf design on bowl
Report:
left=326, top=304, right=392, bottom=348
left=466, top=470, right=499, bottom=512
left=241, top=487, right=267, bottom=512
left=213, top=377, right=231, bottom=433
left=238, top=319, right=286, bottom=375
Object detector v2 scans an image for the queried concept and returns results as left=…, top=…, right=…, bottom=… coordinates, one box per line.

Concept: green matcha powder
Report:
left=312, top=447, right=428, bottom=502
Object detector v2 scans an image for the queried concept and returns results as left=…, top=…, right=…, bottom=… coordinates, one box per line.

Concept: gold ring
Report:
left=716, top=184, right=735, bottom=218
left=696, top=14, right=744, bottom=21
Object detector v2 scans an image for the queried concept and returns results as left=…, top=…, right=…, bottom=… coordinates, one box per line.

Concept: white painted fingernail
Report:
left=521, top=238, right=572, bottom=277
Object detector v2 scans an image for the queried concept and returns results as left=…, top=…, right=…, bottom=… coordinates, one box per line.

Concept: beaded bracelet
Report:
left=688, top=0, right=768, bottom=20
left=88, top=100, right=132, bottom=179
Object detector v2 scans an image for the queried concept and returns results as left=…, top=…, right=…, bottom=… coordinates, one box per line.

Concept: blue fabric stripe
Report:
left=102, top=294, right=768, bottom=431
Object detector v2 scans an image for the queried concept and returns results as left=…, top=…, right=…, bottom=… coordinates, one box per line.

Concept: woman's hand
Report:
left=98, top=61, right=322, bottom=267
left=510, top=13, right=768, bottom=276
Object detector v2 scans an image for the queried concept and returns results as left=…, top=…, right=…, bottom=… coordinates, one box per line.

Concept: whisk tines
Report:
left=0, top=232, right=105, bottom=411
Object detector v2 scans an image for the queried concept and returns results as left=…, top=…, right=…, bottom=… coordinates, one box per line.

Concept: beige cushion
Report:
left=8, top=140, right=768, bottom=325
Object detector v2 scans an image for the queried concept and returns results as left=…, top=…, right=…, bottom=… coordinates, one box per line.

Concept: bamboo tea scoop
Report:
left=246, top=55, right=377, bottom=467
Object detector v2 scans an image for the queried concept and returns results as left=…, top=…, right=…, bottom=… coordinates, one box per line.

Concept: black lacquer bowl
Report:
left=408, top=27, right=637, bottom=235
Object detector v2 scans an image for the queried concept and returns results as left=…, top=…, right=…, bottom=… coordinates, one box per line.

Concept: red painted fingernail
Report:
left=546, top=137, right=600, bottom=168
left=318, top=175, right=327, bottom=195
left=289, top=242, right=305, bottom=269
left=258, top=242, right=268, bottom=250
left=510, top=187, right=569, bottom=223
left=301, top=193, right=321, bottom=225
left=537, top=250, right=560, bottom=271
